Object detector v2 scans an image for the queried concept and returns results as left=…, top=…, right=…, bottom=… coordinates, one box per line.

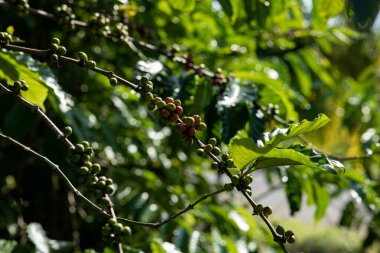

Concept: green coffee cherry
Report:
left=50, top=54, right=59, bottom=63
left=184, top=117, right=195, bottom=126
left=221, top=153, right=229, bottom=161
left=63, top=126, right=72, bottom=137
left=81, top=141, right=90, bottom=148
left=78, top=52, right=88, bottom=62
left=263, top=206, right=272, bottom=217
left=196, top=148, right=205, bottom=157
left=204, top=144, right=213, bottom=153
left=208, top=138, right=217, bottom=146
left=75, top=144, right=85, bottom=153
left=57, top=46, right=67, bottom=56
left=77, top=166, right=90, bottom=175
left=287, top=235, right=296, bottom=244
left=166, top=103, right=176, bottom=111
left=109, top=77, right=118, bottom=86
left=196, top=122, right=207, bottom=131
left=51, top=38, right=60, bottom=45
left=211, top=162, right=219, bottom=169
left=231, top=175, right=239, bottom=185
left=91, top=163, right=101, bottom=174
left=224, top=183, right=234, bottom=191
left=255, top=204, right=264, bottom=214
left=226, top=159, right=234, bottom=168
left=211, top=147, right=221, bottom=156
left=145, top=92, right=154, bottom=102
left=50, top=43, right=59, bottom=52
left=86, top=60, right=96, bottom=69
left=285, top=230, right=294, bottom=238
left=140, top=76, right=149, bottom=85
left=276, top=225, right=285, bottom=235
left=105, top=185, right=114, bottom=195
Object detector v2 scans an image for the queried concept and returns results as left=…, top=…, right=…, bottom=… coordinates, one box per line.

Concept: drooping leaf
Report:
left=312, top=181, right=330, bottom=221
left=249, top=103, right=266, bottom=142
left=284, top=170, right=303, bottom=215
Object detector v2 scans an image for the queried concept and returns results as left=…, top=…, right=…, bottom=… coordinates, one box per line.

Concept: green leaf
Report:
left=218, top=0, right=233, bottom=19
left=285, top=170, right=303, bottom=214
left=315, top=0, right=345, bottom=19
left=286, top=52, right=312, bottom=97
left=170, top=0, right=195, bottom=12
left=229, top=114, right=331, bottom=169
left=246, top=145, right=343, bottom=174
left=312, top=181, right=330, bottom=221
left=0, top=52, right=48, bottom=111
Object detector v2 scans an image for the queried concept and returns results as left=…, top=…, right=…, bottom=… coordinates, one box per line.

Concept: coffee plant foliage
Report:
left=0, top=0, right=380, bottom=252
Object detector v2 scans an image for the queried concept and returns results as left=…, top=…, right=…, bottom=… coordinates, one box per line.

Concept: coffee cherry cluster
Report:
left=0, top=32, right=12, bottom=47
left=9, top=0, right=29, bottom=15
left=146, top=94, right=184, bottom=125
left=102, top=218, right=131, bottom=244
left=197, top=138, right=220, bottom=158
left=50, top=38, right=67, bottom=63
left=89, top=12, right=112, bottom=37
left=211, top=152, right=235, bottom=173
left=11, top=80, right=28, bottom=93
left=231, top=174, right=253, bottom=195
left=275, top=226, right=296, bottom=244
left=77, top=51, right=96, bottom=69
left=176, top=115, right=207, bottom=145
left=55, top=4, right=75, bottom=28
left=253, top=204, right=272, bottom=218
left=67, top=140, right=114, bottom=207
left=140, top=76, right=154, bottom=93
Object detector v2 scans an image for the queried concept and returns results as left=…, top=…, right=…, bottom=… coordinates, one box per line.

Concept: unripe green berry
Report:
left=140, top=76, right=149, bottom=85
left=255, top=204, right=264, bottom=214
left=156, top=101, right=166, bottom=109
left=86, top=60, right=96, bottom=69
left=75, top=144, right=85, bottom=153
left=244, top=177, right=251, bottom=186
left=226, top=159, right=234, bottom=168
left=166, top=103, right=176, bottom=111
left=122, top=226, right=132, bottom=237
left=113, top=223, right=123, bottom=234
left=78, top=52, right=88, bottom=62
left=196, top=148, right=205, bottom=157
left=287, top=235, right=296, bottom=244
left=50, top=54, right=58, bottom=63
left=153, top=108, right=160, bottom=117
left=208, top=138, right=217, bottom=146
left=184, top=117, right=195, bottom=126
left=106, top=178, right=113, bottom=185
left=81, top=154, right=91, bottom=162
left=276, top=225, right=285, bottom=235
left=109, top=77, right=118, bottom=86
left=91, top=163, right=101, bottom=174
left=211, top=162, right=219, bottom=169
left=50, top=43, right=59, bottom=52
left=20, top=84, right=29, bottom=91
left=97, top=180, right=107, bottom=189
left=174, top=99, right=181, bottom=106
left=285, top=230, right=294, bottom=238
left=57, top=46, right=67, bottom=56
left=263, top=206, right=272, bottom=217
left=83, top=161, right=92, bottom=168
left=78, top=166, right=90, bottom=175
left=147, top=102, right=156, bottom=111
left=13, top=81, right=22, bottom=91
left=218, top=160, right=226, bottom=168
left=81, top=141, right=90, bottom=148
left=153, top=97, right=162, bottom=104
left=145, top=92, right=154, bottom=102
left=99, top=176, right=107, bottom=182
left=224, top=183, right=234, bottom=191
left=145, top=84, right=153, bottom=92
left=63, top=126, right=72, bottom=137
left=196, top=122, right=207, bottom=131
left=105, top=185, right=114, bottom=195
left=211, top=147, right=221, bottom=156
left=204, top=144, right=213, bottom=153
left=231, top=175, right=239, bottom=185
left=51, top=38, right=60, bottom=45
left=85, top=147, right=94, bottom=157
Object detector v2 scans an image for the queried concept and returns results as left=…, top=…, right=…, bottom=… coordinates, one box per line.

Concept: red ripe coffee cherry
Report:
left=160, top=109, right=171, bottom=119
left=176, top=123, right=186, bottom=132
left=174, top=106, right=183, bottom=114
left=186, top=127, right=196, bottom=137
left=192, top=115, right=201, bottom=125
left=170, top=113, right=179, bottom=122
